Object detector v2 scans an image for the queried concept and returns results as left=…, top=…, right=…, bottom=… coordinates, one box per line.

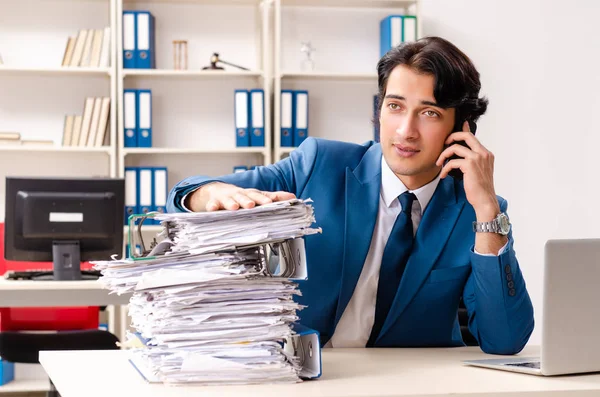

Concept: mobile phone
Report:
left=446, top=116, right=477, bottom=180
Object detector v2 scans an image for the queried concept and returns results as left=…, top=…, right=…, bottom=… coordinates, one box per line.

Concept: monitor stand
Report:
left=52, top=240, right=82, bottom=280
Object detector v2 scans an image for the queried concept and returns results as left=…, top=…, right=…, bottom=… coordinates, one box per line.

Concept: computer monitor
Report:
left=4, top=177, right=124, bottom=280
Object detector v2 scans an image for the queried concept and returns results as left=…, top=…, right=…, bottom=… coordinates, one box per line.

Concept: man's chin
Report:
left=390, top=161, right=438, bottom=178
left=388, top=159, right=425, bottom=176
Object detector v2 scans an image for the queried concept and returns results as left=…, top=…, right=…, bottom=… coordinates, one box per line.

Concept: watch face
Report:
left=498, top=213, right=511, bottom=234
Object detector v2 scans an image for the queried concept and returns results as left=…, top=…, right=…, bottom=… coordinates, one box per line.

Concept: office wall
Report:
left=420, top=0, right=600, bottom=345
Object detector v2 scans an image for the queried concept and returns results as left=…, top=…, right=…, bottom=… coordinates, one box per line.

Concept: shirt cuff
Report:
left=180, top=192, right=193, bottom=212
left=473, top=240, right=509, bottom=257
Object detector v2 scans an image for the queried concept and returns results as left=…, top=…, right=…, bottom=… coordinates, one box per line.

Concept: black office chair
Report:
left=458, top=298, right=478, bottom=346
left=0, top=329, right=120, bottom=397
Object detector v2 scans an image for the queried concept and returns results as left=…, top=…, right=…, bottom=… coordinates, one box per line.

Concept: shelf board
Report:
left=0, top=145, right=112, bottom=153
left=281, top=0, right=415, bottom=8
left=122, top=147, right=267, bottom=155
left=280, top=71, right=377, bottom=80
left=122, top=69, right=263, bottom=78
left=0, top=66, right=111, bottom=77
left=123, top=0, right=261, bottom=4
left=0, top=379, right=50, bottom=394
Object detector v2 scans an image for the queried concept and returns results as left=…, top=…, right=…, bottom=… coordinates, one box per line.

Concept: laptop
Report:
left=463, top=238, right=600, bottom=376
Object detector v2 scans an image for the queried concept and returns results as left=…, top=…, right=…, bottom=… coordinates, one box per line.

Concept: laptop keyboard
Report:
left=505, top=361, right=541, bottom=369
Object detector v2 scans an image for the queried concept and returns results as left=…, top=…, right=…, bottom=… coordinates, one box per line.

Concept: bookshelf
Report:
left=0, top=0, right=119, bottom=221
left=273, top=0, right=421, bottom=160
left=115, top=0, right=273, bottom=188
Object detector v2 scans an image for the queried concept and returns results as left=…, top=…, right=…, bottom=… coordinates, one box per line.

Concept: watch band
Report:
left=473, top=220, right=499, bottom=233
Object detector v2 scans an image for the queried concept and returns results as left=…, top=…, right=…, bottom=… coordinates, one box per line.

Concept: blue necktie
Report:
left=367, top=191, right=417, bottom=347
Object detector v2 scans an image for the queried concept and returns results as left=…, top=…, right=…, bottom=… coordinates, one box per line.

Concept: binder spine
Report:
left=249, top=89, right=265, bottom=147
left=151, top=167, right=167, bottom=225
left=136, top=89, right=152, bottom=147
left=123, top=89, right=137, bottom=147
left=124, top=167, right=138, bottom=225
left=280, top=90, right=294, bottom=147
left=234, top=89, right=250, bottom=147
left=137, top=167, right=154, bottom=217
left=122, top=11, right=136, bottom=69
left=292, top=90, right=308, bottom=147
left=136, top=11, right=156, bottom=69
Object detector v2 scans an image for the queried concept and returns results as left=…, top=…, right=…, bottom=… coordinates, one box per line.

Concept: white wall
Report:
left=420, top=0, right=600, bottom=345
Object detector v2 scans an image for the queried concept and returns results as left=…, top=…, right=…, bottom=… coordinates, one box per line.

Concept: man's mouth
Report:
left=393, top=144, right=420, bottom=158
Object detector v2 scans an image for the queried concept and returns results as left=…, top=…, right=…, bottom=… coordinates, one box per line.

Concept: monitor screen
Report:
left=4, top=177, right=124, bottom=263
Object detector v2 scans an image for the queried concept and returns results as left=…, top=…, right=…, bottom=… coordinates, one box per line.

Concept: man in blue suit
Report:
left=167, top=36, right=534, bottom=354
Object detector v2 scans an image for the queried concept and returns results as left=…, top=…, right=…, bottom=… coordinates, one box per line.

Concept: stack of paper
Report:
left=92, top=199, right=321, bottom=385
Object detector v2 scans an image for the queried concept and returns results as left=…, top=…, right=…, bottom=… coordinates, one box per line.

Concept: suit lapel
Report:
left=377, top=177, right=466, bottom=341
left=334, top=145, right=382, bottom=327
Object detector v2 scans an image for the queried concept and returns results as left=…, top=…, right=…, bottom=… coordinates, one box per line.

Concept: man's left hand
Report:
left=436, top=121, right=500, bottom=221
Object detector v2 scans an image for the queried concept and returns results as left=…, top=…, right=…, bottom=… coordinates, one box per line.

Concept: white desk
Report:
left=0, top=278, right=131, bottom=307
left=39, top=346, right=600, bottom=397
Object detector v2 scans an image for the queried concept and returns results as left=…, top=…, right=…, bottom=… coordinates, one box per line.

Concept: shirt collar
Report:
left=380, top=155, right=441, bottom=214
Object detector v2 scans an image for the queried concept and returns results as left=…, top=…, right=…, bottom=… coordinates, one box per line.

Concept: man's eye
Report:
left=424, top=110, right=439, bottom=117
left=388, top=103, right=400, bottom=110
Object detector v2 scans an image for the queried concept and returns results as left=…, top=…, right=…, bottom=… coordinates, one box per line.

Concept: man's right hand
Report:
left=185, top=182, right=297, bottom=212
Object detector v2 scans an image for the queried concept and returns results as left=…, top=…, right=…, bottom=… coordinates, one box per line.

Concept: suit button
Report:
left=507, top=281, right=515, bottom=289
left=506, top=273, right=513, bottom=281
left=504, top=264, right=511, bottom=274
left=509, top=288, right=516, bottom=297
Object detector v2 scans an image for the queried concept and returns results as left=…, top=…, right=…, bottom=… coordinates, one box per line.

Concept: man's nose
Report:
left=395, top=114, right=419, bottom=140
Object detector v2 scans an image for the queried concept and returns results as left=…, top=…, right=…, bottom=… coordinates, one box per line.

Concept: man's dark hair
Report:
left=376, top=36, right=488, bottom=126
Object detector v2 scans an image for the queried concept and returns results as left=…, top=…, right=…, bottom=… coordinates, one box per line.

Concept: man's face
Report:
left=379, top=64, right=456, bottom=189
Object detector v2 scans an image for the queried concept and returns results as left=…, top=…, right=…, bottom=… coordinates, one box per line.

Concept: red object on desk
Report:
left=0, top=223, right=99, bottom=331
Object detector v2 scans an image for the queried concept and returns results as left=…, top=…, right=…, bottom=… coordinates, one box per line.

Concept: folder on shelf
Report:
left=62, top=115, right=74, bottom=146
left=403, top=16, right=417, bottom=43
left=124, top=89, right=138, bottom=147
left=283, top=323, right=322, bottom=380
left=234, top=89, right=250, bottom=147
left=280, top=90, right=294, bottom=147
left=87, top=97, right=103, bottom=146
left=123, top=11, right=137, bottom=69
left=89, top=29, right=105, bottom=68
left=124, top=167, right=138, bottom=225
left=61, top=37, right=76, bottom=67
left=99, top=27, right=111, bottom=68
left=135, top=11, right=156, bottom=69
left=380, top=15, right=417, bottom=58
left=94, top=97, right=111, bottom=147
left=151, top=167, right=167, bottom=226
left=137, top=167, right=154, bottom=217
left=293, top=90, right=308, bottom=147
left=69, top=29, right=88, bottom=67
left=137, top=89, right=152, bottom=147
left=71, top=115, right=83, bottom=146
left=249, top=89, right=265, bottom=147
left=79, top=28, right=95, bottom=67
left=78, top=97, right=95, bottom=146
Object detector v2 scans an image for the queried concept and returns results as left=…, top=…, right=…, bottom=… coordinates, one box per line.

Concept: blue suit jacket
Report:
left=167, top=138, right=535, bottom=354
